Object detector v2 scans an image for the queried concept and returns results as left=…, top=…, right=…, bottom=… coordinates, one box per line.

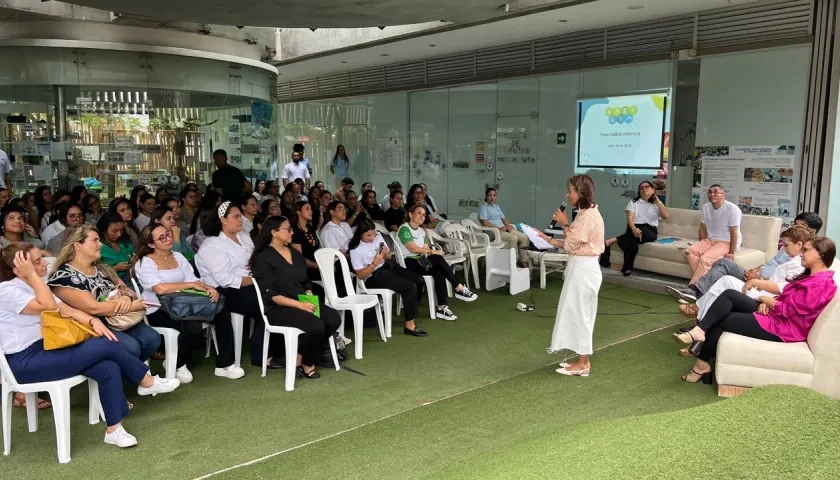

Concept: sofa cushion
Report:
left=717, top=332, right=814, bottom=374
left=634, top=239, right=691, bottom=265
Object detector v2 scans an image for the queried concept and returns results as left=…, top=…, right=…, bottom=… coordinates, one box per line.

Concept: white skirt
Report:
left=548, top=254, right=602, bottom=356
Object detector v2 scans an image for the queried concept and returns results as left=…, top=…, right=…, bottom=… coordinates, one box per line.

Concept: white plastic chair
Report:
left=485, top=247, right=531, bottom=295
left=315, top=248, right=385, bottom=359
left=252, top=278, right=340, bottom=391
left=0, top=344, right=101, bottom=463
left=444, top=223, right=489, bottom=289
left=427, top=228, right=470, bottom=293
left=356, top=274, right=395, bottom=339
left=389, top=232, right=438, bottom=319
left=131, top=278, right=180, bottom=380
left=461, top=217, right=505, bottom=248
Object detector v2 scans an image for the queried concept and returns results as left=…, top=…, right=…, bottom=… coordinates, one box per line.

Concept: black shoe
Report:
left=622, top=270, right=632, bottom=276
left=266, top=358, right=286, bottom=369
left=296, top=366, right=321, bottom=379
left=599, top=249, right=610, bottom=268
left=403, top=326, right=428, bottom=337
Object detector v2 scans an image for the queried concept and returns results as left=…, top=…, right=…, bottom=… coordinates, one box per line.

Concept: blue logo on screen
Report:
left=605, top=106, right=639, bottom=125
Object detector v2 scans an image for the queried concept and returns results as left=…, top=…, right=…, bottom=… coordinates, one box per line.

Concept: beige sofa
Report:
left=715, top=262, right=840, bottom=401
left=608, top=208, right=782, bottom=279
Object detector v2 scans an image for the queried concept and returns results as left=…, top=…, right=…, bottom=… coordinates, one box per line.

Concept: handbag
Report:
left=105, top=311, right=144, bottom=331
left=159, top=291, right=226, bottom=322
left=40, top=310, right=98, bottom=350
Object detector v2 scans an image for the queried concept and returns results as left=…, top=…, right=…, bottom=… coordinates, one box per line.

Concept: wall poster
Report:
left=371, top=138, right=404, bottom=174
left=692, top=145, right=795, bottom=229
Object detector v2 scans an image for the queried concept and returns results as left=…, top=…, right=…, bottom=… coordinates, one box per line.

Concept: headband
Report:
left=218, top=201, right=231, bottom=218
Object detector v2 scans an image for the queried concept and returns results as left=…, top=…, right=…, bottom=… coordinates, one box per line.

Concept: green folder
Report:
left=180, top=289, right=209, bottom=296
left=298, top=294, right=320, bottom=318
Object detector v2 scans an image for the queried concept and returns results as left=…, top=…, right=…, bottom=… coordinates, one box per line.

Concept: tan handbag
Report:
left=105, top=311, right=144, bottom=331
left=40, top=310, right=98, bottom=350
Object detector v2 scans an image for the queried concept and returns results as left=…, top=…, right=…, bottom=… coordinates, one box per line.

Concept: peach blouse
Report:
left=564, top=205, right=605, bottom=257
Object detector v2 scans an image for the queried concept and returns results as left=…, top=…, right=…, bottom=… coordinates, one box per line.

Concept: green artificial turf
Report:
left=7, top=279, right=813, bottom=480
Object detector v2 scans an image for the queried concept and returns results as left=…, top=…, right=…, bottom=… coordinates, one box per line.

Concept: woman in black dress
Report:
left=250, top=216, right=342, bottom=379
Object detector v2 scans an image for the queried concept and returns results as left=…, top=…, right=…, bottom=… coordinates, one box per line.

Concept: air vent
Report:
left=277, top=0, right=814, bottom=102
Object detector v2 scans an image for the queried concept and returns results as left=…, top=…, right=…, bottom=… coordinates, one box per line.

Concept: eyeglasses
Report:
left=67, top=213, right=84, bottom=220
left=275, top=226, right=293, bottom=233
left=155, top=232, right=174, bottom=242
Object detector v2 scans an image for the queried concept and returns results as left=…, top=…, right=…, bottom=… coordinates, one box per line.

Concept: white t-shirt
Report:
left=701, top=200, right=742, bottom=248
left=0, top=149, right=12, bottom=189
left=135, top=252, right=198, bottom=314
left=195, top=231, right=254, bottom=289
left=41, top=221, right=66, bottom=246
left=320, top=221, right=354, bottom=251
left=350, top=233, right=387, bottom=272
left=626, top=199, right=661, bottom=227
left=0, top=278, right=53, bottom=354
left=397, top=223, right=429, bottom=259
left=281, top=162, right=310, bottom=183
left=135, top=213, right=152, bottom=231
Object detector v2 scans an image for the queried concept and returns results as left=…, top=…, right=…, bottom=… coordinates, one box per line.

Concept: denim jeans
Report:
left=110, top=321, right=161, bottom=361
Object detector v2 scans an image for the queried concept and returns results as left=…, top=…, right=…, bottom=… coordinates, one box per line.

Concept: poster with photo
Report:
left=228, top=120, right=241, bottom=145
left=692, top=145, right=795, bottom=229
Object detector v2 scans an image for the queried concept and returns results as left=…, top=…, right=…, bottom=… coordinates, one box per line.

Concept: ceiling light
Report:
left=380, top=53, right=389, bottom=57
left=557, top=19, right=568, bottom=22
left=429, top=44, right=436, bottom=47
left=627, top=5, right=644, bottom=9
left=341, top=61, right=348, bottom=63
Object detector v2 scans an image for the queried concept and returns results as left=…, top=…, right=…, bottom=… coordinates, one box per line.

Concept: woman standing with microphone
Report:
left=538, top=175, right=605, bottom=377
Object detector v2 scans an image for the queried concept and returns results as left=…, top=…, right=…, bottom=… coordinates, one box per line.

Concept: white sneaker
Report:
left=214, top=365, right=245, bottom=379
left=137, top=375, right=180, bottom=396
left=436, top=305, right=458, bottom=321
left=455, top=286, right=478, bottom=302
left=176, top=365, right=193, bottom=384
left=104, top=425, right=138, bottom=448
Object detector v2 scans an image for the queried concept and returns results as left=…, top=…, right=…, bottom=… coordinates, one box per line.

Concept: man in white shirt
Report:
left=320, top=201, right=354, bottom=253
left=293, top=143, right=312, bottom=176
left=685, top=184, right=742, bottom=284
left=0, top=147, right=13, bottom=193
left=281, top=150, right=311, bottom=189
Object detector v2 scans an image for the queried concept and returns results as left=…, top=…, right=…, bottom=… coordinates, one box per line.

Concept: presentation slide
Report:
left=577, top=93, right=667, bottom=169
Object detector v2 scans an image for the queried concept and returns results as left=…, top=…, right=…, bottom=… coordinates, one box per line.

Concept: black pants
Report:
left=365, top=262, right=424, bottom=321
left=147, top=309, right=235, bottom=369
left=697, top=290, right=782, bottom=362
left=604, top=223, right=658, bottom=271
left=264, top=304, right=341, bottom=367
left=217, top=285, right=279, bottom=366
left=405, top=255, right=459, bottom=307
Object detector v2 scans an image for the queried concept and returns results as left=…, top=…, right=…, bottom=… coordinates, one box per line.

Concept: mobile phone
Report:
left=378, top=243, right=387, bottom=254
left=144, top=301, right=161, bottom=308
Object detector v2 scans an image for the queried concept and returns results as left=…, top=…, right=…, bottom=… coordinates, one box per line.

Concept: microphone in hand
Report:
left=549, top=203, right=568, bottom=229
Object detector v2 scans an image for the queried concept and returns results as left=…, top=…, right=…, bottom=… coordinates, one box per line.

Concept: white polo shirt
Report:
left=0, top=149, right=12, bottom=189
left=626, top=199, right=661, bottom=227
left=350, top=233, right=387, bottom=272
left=701, top=200, right=742, bottom=249
left=320, top=221, right=354, bottom=251
left=0, top=278, right=53, bottom=354
left=281, top=161, right=310, bottom=183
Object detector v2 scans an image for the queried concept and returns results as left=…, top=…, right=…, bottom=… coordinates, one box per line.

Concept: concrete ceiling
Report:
left=55, top=0, right=581, bottom=28
left=275, top=0, right=766, bottom=81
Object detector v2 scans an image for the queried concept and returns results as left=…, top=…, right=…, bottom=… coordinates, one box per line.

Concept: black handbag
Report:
left=159, top=291, right=226, bottom=322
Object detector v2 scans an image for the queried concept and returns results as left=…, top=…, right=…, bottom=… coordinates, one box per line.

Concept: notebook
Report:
left=298, top=294, right=321, bottom=318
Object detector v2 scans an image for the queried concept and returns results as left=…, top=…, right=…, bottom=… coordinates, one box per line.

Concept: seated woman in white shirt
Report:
left=134, top=193, right=157, bottom=232
left=0, top=243, right=178, bottom=448
left=350, top=220, right=427, bottom=337
left=135, top=224, right=241, bottom=381
left=319, top=200, right=354, bottom=254
left=196, top=201, right=278, bottom=368
left=0, top=208, right=45, bottom=250
left=683, top=225, right=810, bottom=324
left=42, top=202, right=85, bottom=248
left=599, top=181, right=669, bottom=276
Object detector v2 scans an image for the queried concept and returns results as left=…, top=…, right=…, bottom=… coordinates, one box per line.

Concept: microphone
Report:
left=549, top=203, right=568, bottom=229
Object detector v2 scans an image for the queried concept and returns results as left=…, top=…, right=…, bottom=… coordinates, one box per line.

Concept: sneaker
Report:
left=137, top=375, right=180, bottom=396
left=104, top=425, right=138, bottom=448
left=175, top=366, right=193, bottom=384
left=665, top=286, right=697, bottom=303
left=214, top=365, right=245, bottom=379
left=436, top=305, right=458, bottom=321
left=455, top=286, right=478, bottom=302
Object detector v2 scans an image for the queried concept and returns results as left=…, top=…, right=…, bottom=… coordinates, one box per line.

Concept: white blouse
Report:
left=135, top=213, right=152, bottom=231
left=625, top=199, right=661, bottom=227
left=41, top=221, right=66, bottom=245
left=195, top=231, right=254, bottom=289
left=320, top=221, right=354, bottom=251
left=0, top=278, right=56, bottom=354
left=135, top=252, right=198, bottom=314
left=350, top=233, right=387, bottom=273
